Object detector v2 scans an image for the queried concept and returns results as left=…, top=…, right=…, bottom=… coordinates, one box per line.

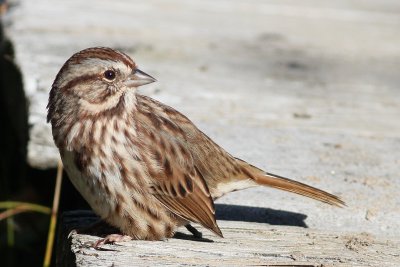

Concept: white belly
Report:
left=61, top=150, right=116, bottom=219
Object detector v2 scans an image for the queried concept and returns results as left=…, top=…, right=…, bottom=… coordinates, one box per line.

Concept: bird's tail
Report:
left=236, top=158, right=345, bottom=207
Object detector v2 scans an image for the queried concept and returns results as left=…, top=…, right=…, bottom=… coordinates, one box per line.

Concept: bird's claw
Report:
left=93, top=234, right=132, bottom=248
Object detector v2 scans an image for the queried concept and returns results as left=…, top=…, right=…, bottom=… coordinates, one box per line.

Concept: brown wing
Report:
left=150, top=165, right=222, bottom=237
left=136, top=95, right=345, bottom=208
left=136, top=95, right=222, bottom=237
left=136, top=95, right=242, bottom=197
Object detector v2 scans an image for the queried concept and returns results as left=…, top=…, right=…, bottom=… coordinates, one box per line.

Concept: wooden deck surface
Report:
left=57, top=211, right=399, bottom=267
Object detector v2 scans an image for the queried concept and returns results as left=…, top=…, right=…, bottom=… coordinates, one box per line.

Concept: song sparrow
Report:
left=47, top=47, right=344, bottom=244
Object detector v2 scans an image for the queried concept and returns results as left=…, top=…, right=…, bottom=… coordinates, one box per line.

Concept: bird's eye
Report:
left=104, top=70, right=116, bottom=81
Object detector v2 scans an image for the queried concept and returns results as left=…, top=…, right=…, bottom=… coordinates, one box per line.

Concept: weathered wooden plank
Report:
left=57, top=210, right=399, bottom=267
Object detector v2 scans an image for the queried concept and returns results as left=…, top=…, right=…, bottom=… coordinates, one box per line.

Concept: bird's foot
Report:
left=93, top=234, right=132, bottom=248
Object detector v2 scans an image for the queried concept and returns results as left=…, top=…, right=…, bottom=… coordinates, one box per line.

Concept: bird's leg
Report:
left=185, top=224, right=203, bottom=238
left=93, top=234, right=132, bottom=248
left=68, top=219, right=128, bottom=249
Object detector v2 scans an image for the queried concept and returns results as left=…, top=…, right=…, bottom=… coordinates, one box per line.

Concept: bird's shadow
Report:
left=173, top=204, right=308, bottom=242
left=173, top=232, right=214, bottom=243
left=215, top=204, right=308, bottom=228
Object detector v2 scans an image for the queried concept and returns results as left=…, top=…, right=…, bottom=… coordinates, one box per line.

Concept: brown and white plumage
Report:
left=47, top=47, right=344, bottom=241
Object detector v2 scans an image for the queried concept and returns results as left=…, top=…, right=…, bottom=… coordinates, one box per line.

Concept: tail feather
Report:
left=257, top=172, right=345, bottom=207
left=236, top=159, right=345, bottom=207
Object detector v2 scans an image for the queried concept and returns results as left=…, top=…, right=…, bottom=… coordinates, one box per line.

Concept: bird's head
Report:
left=47, top=47, right=155, bottom=122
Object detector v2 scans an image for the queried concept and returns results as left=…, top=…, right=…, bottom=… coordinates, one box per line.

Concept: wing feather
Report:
left=136, top=96, right=222, bottom=237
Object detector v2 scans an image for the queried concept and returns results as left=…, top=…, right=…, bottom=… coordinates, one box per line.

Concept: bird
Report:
left=47, top=47, right=344, bottom=245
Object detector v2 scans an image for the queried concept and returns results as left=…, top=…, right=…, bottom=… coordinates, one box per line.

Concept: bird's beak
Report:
left=124, top=69, right=157, bottom=88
